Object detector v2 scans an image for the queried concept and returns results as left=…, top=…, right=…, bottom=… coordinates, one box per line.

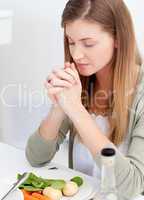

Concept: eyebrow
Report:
left=66, top=35, right=93, bottom=41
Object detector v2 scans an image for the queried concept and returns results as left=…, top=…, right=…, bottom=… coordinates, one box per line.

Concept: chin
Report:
left=77, top=65, right=101, bottom=77
left=78, top=70, right=95, bottom=77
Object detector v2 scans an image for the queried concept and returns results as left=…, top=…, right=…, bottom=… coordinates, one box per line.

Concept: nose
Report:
left=71, top=46, right=84, bottom=61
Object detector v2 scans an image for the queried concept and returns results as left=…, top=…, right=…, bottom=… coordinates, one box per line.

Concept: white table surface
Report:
left=0, top=142, right=69, bottom=179
left=0, top=142, right=144, bottom=200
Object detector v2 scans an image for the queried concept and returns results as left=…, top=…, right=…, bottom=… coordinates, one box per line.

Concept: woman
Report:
left=26, top=0, right=144, bottom=198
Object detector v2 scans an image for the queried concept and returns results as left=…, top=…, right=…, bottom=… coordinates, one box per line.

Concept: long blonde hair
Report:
left=61, top=0, right=142, bottom=145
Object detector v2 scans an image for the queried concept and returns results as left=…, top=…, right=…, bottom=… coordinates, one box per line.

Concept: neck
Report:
left=95, top=64, right=113, bottom=92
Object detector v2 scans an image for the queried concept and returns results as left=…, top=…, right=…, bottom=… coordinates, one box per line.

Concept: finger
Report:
left=44, top=81, right=53, bottom=89
left=45, top=77, right=71, bottom=89
left=70, top=63, right=81, bottom=83
left=53, top=69, right=76, bottom=84
left=47, top=72, right=57, bottom=83
left=64, top=67, right=79, bottom=82
left=64, top=62, right=71, bottom=69
left=44, top=82, right=58, bottom=104
left=70, top=63, right=79, bottom=76
left=50, top=77, right=73, bottom=88
left=48, top=87, right=64, bottom=95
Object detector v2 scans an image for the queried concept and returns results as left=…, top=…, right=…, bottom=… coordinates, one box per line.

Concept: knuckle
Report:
left=50, top=78, right=55, bottom=85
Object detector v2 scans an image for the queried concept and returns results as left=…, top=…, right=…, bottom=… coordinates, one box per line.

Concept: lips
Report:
left=76, top=63, right=89, bottom=69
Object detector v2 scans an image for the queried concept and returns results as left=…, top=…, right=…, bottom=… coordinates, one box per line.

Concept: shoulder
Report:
left=132, top=63, right=144, bottom=115
left=127, top=63, right=144, bottom=134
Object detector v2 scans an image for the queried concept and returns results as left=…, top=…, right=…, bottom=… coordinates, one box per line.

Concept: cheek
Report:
left=89, top=42, right=115, bottom=66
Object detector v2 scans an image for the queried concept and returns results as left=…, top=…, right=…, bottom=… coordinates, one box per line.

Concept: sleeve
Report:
left=25, top=116, right=71, bottom=167
left=94, top=112, right=144, bottom=199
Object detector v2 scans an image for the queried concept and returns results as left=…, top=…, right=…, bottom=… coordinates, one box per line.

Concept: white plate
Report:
left=0, top=167, right=97, bottom=200
left=29, top=167, right=96, bottom=200
left=0, top=181, right=23, bottom=200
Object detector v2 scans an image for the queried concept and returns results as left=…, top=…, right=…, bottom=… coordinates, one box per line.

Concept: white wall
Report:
left=0, top=0, right=144, bottom=149
left=0, top=0, right=67, bottom=148
left=124, top=0, right=144, bottom=59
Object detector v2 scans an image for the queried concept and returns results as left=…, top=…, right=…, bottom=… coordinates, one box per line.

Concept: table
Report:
left=0, top=142, right=144, bottom=200
left=0, top=142, right=99, bottom=199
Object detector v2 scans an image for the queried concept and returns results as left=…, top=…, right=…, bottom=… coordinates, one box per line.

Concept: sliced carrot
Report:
left=32, top=192, right=52, bottom=200
left=32, top=191, right=42, bottom=194
left=21, top=189, right=32, bottom=195
left=21, top=189, right=39, bottom=200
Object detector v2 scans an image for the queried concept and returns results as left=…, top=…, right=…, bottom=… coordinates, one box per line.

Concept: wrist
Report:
left=52, top=104, right=66, bottom=118
left=39, top=104, right=66, bottom=140
left=67, top=103, right=85, bottom=120
left=43, top=104, right=66, bottom=128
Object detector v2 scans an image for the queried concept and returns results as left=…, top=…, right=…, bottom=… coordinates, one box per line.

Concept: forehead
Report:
left=65, top=19, right=104, bottom=39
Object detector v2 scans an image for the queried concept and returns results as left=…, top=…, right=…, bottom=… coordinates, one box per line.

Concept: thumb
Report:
left=70, top=62, right=80, bottom=82
left=71, top=62, right=78, bottom=73
left=64, top=62, right=71, bottom=69
left=71, top=62, right=76, bottom=70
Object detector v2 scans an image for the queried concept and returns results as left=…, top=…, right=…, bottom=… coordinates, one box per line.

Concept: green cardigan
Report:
left=26, top=64, right=144, bottom=199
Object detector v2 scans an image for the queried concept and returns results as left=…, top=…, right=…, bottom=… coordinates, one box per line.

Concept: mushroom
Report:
left=62, top=181, right=79, bottom=196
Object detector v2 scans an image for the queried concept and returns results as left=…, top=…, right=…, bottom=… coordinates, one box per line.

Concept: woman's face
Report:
left=66, top=19, right=116, bottom=76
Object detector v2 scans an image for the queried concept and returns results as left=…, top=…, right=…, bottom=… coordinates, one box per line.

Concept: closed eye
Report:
left=84, top=44, right=95, bottom=47
left=68, top=43, right=95, bottom=48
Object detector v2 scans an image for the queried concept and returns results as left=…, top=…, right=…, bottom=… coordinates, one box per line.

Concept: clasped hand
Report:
left=45, top=62, right=82, bottom=116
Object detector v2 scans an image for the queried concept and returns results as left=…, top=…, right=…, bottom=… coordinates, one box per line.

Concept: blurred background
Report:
left=0, top=0, right=144, bottom=150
